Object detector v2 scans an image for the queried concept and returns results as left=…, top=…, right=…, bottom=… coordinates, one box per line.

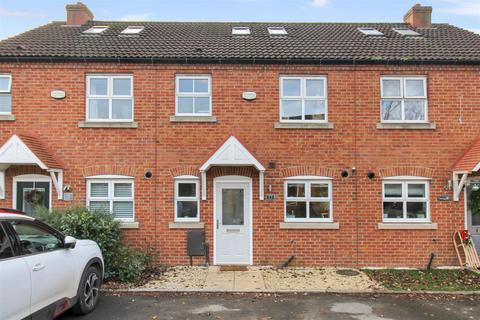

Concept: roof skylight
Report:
left=358, top=27, right=383, bottom=36
left=121, top=26, right=144, bottom=34
left=393, top=28, right=420, bottom=36
left=268, top=27, right=288, bottom=36
left=83, top=26, right=108, bottom=34
left=232, top=27, right=250, bottom=35
left=83, top=26, right=109, bottom=34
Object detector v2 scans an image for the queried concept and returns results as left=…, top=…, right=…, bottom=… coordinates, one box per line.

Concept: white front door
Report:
left=214, top=177, right=252, bottom=265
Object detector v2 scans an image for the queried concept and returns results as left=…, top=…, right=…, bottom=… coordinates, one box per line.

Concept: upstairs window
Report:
left=86, top=75, right=133, bottom=121
left=87, top=176, right=134, bottom=221
left=280, top=76, right=327, bottom=122
left=121, top=26, right=144, bottom=34
left=0, top=74, right=12, bottom=115
left=284, top=177, right=332, bottom=222
left=393, top=28, right=420, bottom=36
left=382, top=177, right=429, bottom=222
left=381, top=76, right=427, bottom=122
left=174, top=176, right=200, bottom=222
left=83, top=26, right=109, bottom=34
left=175, top=75, right=212, bottom=116
left=232, top=27, right=250, bottom=35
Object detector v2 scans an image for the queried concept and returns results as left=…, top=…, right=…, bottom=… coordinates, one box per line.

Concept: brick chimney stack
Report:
left=66, top=2, right=93, bottom=26
left=403, top=4, right=432, bottom=28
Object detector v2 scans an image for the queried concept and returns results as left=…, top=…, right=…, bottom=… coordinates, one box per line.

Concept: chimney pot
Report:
left=66, top=2, right=93, bottom=26
left=403, top=3, right=432, bottom=28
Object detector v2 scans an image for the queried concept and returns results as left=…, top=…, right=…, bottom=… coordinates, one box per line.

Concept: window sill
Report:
left=376, top=122, right=436, bottom=130
left=275, top=122, right=334, bottom=129
left=170, top=116, right=217, bottom=123
left=280, top=222, right=339, bottom=229
left=78, top=121, right=138, bottom=128
left=377, top=222, right=437, bottom=230
left=169, top=222, right=204, bottom=229
left=0, top=115, right=15, bottom=121
left=119, top=222, right=139, bottom=229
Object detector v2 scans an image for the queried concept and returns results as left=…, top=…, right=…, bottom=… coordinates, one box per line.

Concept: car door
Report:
left=6, top=220, right=79, bottom=314
left=0, top=222, right=31, bottom=320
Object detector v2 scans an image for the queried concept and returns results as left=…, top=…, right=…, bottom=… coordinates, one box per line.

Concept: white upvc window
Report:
left=284, top=176, right=333, bottom=222
left=86, top=75, right=133, bottom=122
left=86, top=176, right=135, bottom=221
left=280, top=76, right=328, bottom=122
left=175, top=75, right=212, bottom=116
left=382, top=177, right=430, bottom=222
left=0, top=74, right=12, bottom=115
left=380, top=76, right=427, bottom=123
left=174, top=176, right=200, bottom=222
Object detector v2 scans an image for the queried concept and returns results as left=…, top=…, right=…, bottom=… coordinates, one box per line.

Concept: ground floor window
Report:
left=382, top=177, right=429, bottom=222
left=174, top=176, right=200, bottom=222
left=86, top=176, right=134, bottom=221
left=284, top=177, right=332, bottom=222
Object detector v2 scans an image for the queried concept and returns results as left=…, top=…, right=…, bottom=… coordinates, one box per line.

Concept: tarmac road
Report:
left=59, top=292, right=479, bottom=320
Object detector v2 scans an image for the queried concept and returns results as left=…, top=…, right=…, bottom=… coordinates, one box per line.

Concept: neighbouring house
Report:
left=0, top=2, right=479, bottom=267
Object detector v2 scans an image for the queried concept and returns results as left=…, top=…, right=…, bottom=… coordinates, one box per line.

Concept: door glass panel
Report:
left=9, top=222, right=62, bottom=255
left=222, top=189, right=244, bottom=225
left=17, top=181, right=49, bottom=215
left=469, top=185, right=480, bottom=226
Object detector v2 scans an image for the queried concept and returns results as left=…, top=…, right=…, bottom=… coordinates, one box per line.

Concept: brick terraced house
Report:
left=0, top=2, right=479, bottom=267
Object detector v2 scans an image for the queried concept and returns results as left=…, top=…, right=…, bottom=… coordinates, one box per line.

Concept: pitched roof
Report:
left=0, top=21, right=479, bottom=64
left=452, top=138, right=480, bottom=172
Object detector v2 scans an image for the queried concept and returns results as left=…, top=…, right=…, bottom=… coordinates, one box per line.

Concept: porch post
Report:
left=0, top=170, right=4, bottom=199
left=49, top=170, right=64, bottom=200
left=201, top=171, right=206, bottom=200
left=259, top=171, right=264, bottom=200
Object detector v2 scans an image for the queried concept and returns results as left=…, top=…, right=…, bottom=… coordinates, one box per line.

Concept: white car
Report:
left=0, top=209, right=104, bottom=319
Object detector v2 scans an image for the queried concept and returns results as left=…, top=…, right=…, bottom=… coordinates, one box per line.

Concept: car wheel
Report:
left=71, top=266, right=101, bottom=315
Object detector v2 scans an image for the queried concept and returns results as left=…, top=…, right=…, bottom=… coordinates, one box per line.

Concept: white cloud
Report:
left=439, top=0, right=480, bottom=16
left=118, top=13, right=152, bottom=21
left=0, top=7, right=46, bottom=18
left=311, top=0, right=328, bottom=7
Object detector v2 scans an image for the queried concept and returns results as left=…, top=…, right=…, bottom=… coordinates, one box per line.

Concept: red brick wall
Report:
left=0, top=62, right=478, bottom=268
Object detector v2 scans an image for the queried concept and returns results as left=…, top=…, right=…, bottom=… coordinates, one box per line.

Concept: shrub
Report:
left=34, top=206, right=150, bottom=282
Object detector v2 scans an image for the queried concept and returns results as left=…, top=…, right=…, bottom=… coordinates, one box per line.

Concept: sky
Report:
left=0, top=0, right=479, bottom=40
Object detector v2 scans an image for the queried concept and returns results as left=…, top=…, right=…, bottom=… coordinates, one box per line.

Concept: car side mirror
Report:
left=64, top=236, right=77, bottom=249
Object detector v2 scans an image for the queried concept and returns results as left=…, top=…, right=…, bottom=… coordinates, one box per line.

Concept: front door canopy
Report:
left=199, top=136, right=265, bottom=200
left=452, top=138, right=480, bottom=201
left=0, top=134, right=63, bottom=200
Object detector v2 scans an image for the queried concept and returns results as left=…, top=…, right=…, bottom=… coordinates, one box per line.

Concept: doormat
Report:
left=219, top=265, right=248, bottom=272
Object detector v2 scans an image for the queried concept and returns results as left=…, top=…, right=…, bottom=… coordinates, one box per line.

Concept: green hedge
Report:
left=34, top=206, right=150, bottom=282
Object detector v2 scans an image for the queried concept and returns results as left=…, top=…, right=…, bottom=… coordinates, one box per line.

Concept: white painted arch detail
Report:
left=199, top=136, right=265, bottom=200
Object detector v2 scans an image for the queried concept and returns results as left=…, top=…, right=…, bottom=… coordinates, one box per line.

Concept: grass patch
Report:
left=364, top=269, right=480, bottom=291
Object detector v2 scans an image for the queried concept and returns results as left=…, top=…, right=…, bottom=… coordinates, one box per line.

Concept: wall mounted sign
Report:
left=437, top=195, right=450, bottom=201
left=63, top=192, right=74, bottom=201
left=51, top=90, right=66, bottom=99
left=265, top=194, right=276, bottom=201
left=242, top=91, right=256, bottom=101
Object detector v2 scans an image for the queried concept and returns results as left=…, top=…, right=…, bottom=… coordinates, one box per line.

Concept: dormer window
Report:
left=83, top=26, right=108, bottom=34
left=121, top=26, right=144, bottom=34
left=232, top=27, right=250, bottom=35
left=358, top=27, right=383, bottom=36
left=393, top=27, right=420, bottom=36
left=268, top=27, right=287, bottom=36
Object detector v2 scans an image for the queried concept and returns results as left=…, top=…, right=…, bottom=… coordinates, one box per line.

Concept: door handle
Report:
left=32, top=264, right=45, bottom=272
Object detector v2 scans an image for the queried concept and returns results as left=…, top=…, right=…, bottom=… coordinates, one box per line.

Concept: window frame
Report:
left=0, top=74, right=12, bottom=115
left=284, top=176, right=333, bottom=223
left=232, top=27, right=251, bottom=35
left=86, top=74, right=134, bottom=122
left=175, top=75, right=212, bottom=116
left=279, top=76, right=328, bottom=123
left=382, top=177, right=430, bottom=223
left=121, top=26, right=144, bottom=34
left=83, top=26, right=109, bottom=34
left=86, top=176, right=135, bottom=222
left=380, top=76, right=428, bottom=123
left=358, top=27, right=383, bottom=36
left=174, top=176, right=200, bottom=222
left=268, top=27, right=288, bottom=35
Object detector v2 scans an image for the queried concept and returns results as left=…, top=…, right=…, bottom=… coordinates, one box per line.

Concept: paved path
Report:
left=204, top=267, right=265, bottom=290
left=59, top=293, right=479, bottom=320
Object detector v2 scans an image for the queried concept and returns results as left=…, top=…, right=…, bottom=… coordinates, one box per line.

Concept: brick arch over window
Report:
left=82, top=165, right=138, bottom=177
left=280, top=166, right=337, bottom=178
left=377, top=166, right=434, bottom=178
left=169, top=166, right=200, bottom=178
left=209, top=166, right=257, bottom=178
